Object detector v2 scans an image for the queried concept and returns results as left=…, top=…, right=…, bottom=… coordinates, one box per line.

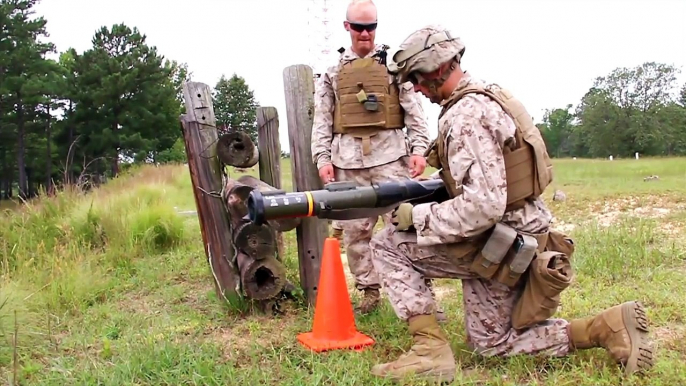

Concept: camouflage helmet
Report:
left=387, top=25, right=465, bottom=84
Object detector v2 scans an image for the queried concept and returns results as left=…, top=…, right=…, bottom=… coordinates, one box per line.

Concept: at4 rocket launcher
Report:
left=246, top=178, right=449, bottom=226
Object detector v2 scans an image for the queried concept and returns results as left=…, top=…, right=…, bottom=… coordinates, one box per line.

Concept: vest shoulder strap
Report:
left=439, top=81, right=554, bottom=209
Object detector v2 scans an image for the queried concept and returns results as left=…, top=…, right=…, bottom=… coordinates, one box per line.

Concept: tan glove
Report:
left=391, top=203, right=414, bottom=231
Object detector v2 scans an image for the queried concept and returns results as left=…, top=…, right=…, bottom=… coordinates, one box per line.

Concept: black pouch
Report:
left=493, top=233, right=538, bottom=288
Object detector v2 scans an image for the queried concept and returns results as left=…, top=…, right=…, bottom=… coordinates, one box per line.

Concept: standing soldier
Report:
left=311, top=0, right=442, bottom=317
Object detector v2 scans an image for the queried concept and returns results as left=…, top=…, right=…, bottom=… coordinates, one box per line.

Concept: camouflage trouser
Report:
left=333, top=156, right=411, bottom=291
left=370, top=225, right=571, bottom=357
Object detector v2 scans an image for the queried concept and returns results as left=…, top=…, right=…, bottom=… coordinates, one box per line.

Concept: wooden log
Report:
left=237, top=252, right=287, bottom=300
left=237, top=175, right=300, bottom=232
left=223, top=176, right=300, bottom=232
left=256, top=106, right=286, bottom=260
left=232, top=222, right=275, bottom=260
left=216, top=131, right=259, bottom=168
left=179, top=81, right=239, bottom=303
left=282, top=64, right=330, bottom=305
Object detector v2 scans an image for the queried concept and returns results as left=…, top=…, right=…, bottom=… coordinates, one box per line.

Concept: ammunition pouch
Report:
left=468, top=224, right=575, bottom=329
left=469, top=223, right=546, bottom=288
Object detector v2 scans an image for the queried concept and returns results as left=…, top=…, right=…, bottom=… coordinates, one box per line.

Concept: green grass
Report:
left=1, top=157, right=686, bottom=385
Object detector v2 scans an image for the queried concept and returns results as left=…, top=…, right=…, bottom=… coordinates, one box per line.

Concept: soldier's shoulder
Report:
left=449, top=77, right=509, bottom=116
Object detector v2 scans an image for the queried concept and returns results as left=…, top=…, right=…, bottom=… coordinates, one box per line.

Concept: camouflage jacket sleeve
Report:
left=398, top=81, right=431, bottom=156
left=410, top=94, right=516, bottom=246
left=311, top=70, right=335, bottom=169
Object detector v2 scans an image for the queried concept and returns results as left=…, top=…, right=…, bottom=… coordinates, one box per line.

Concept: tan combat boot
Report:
left=371, top=314, right=455, bottom=383
left=354, top=288, right=381, bottom=314
left=330, top=227, right=345, bottom=253
left=568, top=301, right=654, bottom=376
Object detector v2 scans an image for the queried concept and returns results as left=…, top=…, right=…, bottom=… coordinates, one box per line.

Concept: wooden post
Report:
left=256, top=106, right=285, bottom=261
left=282, top=64, right=329, bottom=305
left=180, top=81, right=239, bottom=304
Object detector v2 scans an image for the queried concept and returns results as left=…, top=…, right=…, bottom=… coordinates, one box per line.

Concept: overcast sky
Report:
left=35, top=0, right=686, bottom=153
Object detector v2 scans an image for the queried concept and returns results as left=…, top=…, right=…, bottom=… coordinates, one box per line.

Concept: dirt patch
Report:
left=653, top=324, right=686, bottom=354
left=552, top=194, right=686, bottom=231
left=551, top=218, right=576, bottom=233
left=433, top=287, right=456, bottom=301
left=659, top=222, right=684, bottom=238
left=597, top=205, right=674, bottom=227
left=203, top=314, right=297, bottom=362
left=116, top=292, right=165, bottom=315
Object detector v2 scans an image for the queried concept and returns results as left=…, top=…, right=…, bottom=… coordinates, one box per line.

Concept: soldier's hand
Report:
left=318, top=164, right=335, bottom=184
left=391, top=203, right=414, bottom=231
left=409, top=155, right=426, bottom=178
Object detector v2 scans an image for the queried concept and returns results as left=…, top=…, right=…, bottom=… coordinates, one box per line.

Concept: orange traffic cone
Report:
left=297, top=237, right=375, bottom=352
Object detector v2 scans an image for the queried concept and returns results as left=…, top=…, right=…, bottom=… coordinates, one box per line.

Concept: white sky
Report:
left=35, top=0, right=686, bottom=153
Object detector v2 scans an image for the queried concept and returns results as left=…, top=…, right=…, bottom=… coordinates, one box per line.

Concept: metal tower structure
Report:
left=306, top=0, right=334, bottom=81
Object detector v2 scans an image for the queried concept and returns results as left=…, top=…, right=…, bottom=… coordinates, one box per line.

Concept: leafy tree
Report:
left=541, top=62, right=685, bottom=158
left=213, top=73, right=259, bottom=143
left=155, top=137, right=187, bottom=164
left=539, top=104, right=575, bottom=157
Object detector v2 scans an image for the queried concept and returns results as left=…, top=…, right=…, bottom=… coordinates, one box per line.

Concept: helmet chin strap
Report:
left=422, top=58, right=459, bottom=97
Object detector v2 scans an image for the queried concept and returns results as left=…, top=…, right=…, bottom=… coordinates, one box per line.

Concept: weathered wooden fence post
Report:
left=180, top=81, right=239, bottom=304
left=282, top=64, right=329, bottom=305
left=256, top=106, right=285, bottom=260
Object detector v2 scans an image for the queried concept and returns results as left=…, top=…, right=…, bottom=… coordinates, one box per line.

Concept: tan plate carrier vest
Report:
left=428, top=82, right=554, bottom=211
left=333, top=56, right=405, bottom=155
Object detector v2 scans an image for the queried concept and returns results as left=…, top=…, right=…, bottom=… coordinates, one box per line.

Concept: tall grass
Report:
left=0, top=164, right=192, bottom=370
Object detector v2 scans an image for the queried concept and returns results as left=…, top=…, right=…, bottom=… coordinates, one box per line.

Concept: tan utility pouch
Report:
left=493, top=233, right=539, bottom=287
left=546, top=229, right=575, bottom=259
left=470, top=223, right=518, bottom=280
left=511, top=250, right=574, bottom=329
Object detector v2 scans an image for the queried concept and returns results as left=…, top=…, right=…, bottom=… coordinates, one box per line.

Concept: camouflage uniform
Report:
left=372, top=73, right=570, bottom=350
left=311, top=43, right=433, bottom=314
left=369, top=25, right=654, bottom=383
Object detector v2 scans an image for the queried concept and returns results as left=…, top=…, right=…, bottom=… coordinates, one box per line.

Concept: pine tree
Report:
left=213, top=73, right=259, bottom=143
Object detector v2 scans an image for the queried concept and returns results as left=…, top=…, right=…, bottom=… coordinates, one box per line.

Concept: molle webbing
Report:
left=333, top=57, right=405, bottom=154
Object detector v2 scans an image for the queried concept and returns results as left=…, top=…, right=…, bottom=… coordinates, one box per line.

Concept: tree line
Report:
left=537, top=62, right=686, bottom=158
left=3, top=1, right=684, bottom=202
left=0, top=0, right=259, bottom=200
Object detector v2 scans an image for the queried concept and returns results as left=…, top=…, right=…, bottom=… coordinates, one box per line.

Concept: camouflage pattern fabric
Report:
left=335, top=157, right=411, bottom=290
left=370, top=74, right=569, bottom=355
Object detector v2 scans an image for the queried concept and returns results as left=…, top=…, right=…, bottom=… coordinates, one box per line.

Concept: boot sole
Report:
left=621, top=301, right=654, bottom=376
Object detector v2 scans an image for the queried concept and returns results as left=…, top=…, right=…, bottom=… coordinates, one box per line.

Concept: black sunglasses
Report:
left=348, top=22, right=377, bottom=33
